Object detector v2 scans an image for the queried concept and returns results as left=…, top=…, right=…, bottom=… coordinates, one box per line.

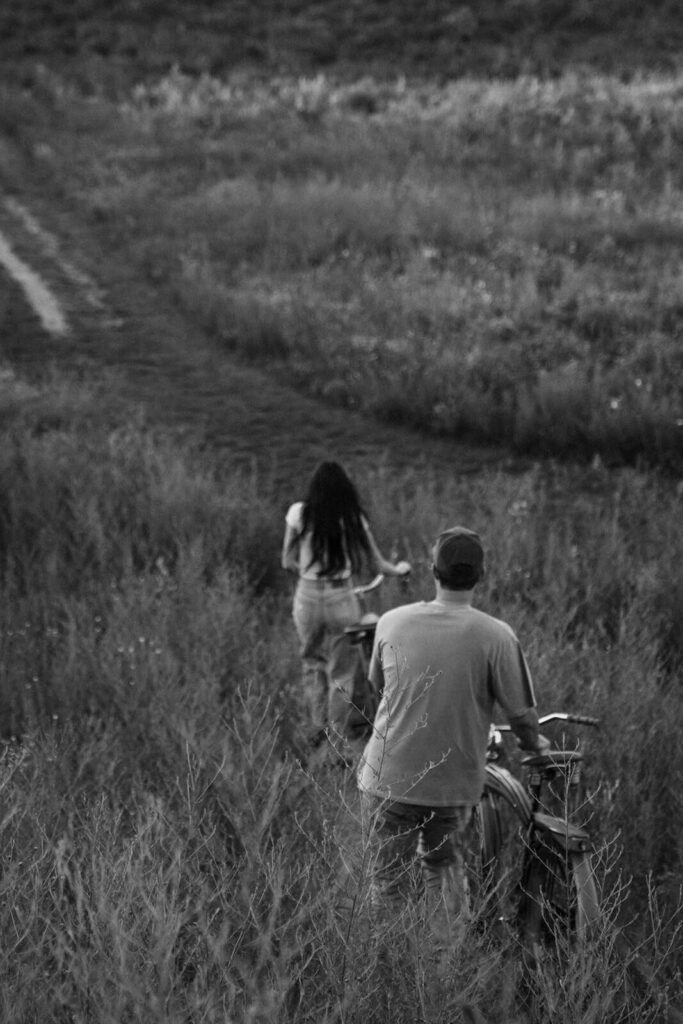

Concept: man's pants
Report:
left=360, top=793, right=473, bottom=949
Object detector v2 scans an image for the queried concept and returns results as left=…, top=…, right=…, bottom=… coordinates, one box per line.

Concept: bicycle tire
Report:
left=478, top=792, right=505, bottom=872
left=519, top=842, right=600, bottom=959
left=471, top=789, right=528, bottom=928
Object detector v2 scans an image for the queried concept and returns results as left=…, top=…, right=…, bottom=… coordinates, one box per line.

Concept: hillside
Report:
left=1, top=0, right=682, bottom=83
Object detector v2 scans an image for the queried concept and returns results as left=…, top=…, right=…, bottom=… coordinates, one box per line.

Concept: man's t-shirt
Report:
left=357, top=600, right=536, bottom=807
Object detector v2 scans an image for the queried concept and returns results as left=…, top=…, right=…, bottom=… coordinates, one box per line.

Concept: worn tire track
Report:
left=0, top=141, right=511, bottom=488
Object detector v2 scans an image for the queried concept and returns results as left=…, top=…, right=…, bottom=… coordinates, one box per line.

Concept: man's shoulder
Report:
left=469, top=606, right=518, bottom=641
left=377, top=601, right=431, bottom=629
left=376, top=602, right=519, bottom=643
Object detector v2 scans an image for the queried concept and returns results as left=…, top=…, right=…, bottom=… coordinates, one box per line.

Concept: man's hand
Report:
left=535, top=733, right=551, bottom=754
left=508, top=708, right=549, bottom=755
left=518, top=733, right=551, bottom=755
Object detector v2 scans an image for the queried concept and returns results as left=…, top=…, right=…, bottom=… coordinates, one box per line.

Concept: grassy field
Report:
left=4, top=64, right=682, bottom=470
left=0, top=366, right=681, bottom=1021
left=1, top=6, right=683, bottom=1019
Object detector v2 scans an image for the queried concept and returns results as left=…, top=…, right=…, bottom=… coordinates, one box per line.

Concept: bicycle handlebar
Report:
left=351, top=562, right=412, bottom=598
left=352, top=573, right=385, bottom=596
left=539, top=712, right=600, bottom=728
left=495, top=712, right=600, bottom=732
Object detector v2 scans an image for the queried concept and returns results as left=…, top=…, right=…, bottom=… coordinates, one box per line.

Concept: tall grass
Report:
left=27, top=66, right=681, bottom=469
left=0, top=367, right=681, bottom=1019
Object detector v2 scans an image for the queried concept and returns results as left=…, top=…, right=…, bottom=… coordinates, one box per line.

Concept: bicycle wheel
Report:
left=471, top=791, right=526, bottom=930
left=519, top=841, right=600, bottom=958
left=478, top=792, right=505, bottom=873
left=480, top=764, right=532, bottom=889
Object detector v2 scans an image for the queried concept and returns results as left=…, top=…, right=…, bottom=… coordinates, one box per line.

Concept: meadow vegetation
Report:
left=8, top=64, right=682, bottom=470
left=2, top=26, right=683, bottom=1020
left=0, top=366, right=681, bottom=1021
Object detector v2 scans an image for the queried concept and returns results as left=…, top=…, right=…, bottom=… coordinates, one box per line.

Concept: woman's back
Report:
left=289, top=461, right=370, bottom=578
left=285, top=500, right=357, bottom=580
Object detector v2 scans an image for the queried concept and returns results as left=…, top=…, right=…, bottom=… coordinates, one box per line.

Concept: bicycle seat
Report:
left=520, top=750, right=583, bottom=770
left=344, top=613, right=379, bottom=641
left=532, top=812, right=592, bottom=853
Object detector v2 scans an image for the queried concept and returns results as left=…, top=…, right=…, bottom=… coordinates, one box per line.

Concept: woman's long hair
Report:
left=300, top=461, right=371, bottom=576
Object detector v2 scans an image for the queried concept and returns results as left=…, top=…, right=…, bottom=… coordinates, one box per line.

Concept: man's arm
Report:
left=490, top=629, right=549, bottom=754
left=368, top=631, right=386, bottom=699
left=364, top=524, right=411, bottom=578
left=507, top=707, right=550, bottom=754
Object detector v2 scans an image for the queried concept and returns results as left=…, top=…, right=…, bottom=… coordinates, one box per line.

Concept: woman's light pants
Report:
left=292, top=578, right=362, bottom=739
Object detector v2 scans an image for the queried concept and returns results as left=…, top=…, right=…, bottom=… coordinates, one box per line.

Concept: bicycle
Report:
left=344, top=572, right=390, bottom=740
left=479, top=713, right=601, bottom=962
left=480, top=718, right=683, bottom=1022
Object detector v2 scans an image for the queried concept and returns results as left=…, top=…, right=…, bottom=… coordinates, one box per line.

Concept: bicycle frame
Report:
left=484, top=714, right=599, bottom=850
left=345, top=573, right=385, bottom=656
left=521, top=750, right=593, bottom=855
left=343, top=574, right=386, bottom=737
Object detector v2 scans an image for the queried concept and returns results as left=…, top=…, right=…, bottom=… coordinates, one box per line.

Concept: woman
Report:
left=282, top=460, right=410, bottom=748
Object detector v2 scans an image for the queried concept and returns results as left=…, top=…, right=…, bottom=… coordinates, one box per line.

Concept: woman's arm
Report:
left=364, top=524, right=411, bottom=577
left=281, top=522, right=300, bottom=573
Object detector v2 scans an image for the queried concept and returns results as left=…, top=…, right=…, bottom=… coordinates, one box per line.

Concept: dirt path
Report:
left=0, top=226, right=68, bottom=337
left=0, top=140, right=511, bottom=488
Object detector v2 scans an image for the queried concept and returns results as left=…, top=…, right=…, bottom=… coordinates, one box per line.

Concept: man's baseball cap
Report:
left=433, top=526, right=484, bottom=579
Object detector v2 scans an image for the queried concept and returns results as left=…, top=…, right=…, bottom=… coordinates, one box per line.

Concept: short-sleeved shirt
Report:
left=357, top=600, right=536, bottom=806
left=285, top=501, right=366, bottom=580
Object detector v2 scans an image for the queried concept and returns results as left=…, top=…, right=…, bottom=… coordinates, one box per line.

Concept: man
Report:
left=357, top=526, right=547, bottom=946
